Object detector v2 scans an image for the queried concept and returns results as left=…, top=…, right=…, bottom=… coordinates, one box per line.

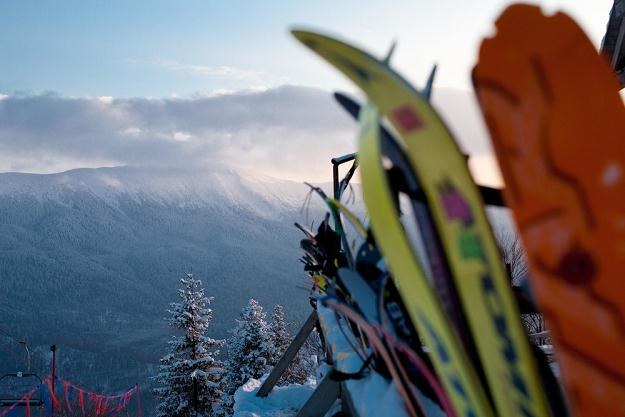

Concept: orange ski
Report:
left=473, top=4, right=625, bottom=416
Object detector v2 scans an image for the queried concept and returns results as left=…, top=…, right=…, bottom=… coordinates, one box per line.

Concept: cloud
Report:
left=96, top=96, right=114, bottom=105
left=123, top=59, right=291, bottom=93
left=152, top=60, right=261, bottom=80
left=0, top=86, right=499, bottom=184
left=172, top=131, right=191, bottom=142
left=0, top=87, right=355, bottom=180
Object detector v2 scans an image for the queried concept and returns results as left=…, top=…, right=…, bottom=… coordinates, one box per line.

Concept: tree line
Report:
left=152, top=274, right=318, bottom=417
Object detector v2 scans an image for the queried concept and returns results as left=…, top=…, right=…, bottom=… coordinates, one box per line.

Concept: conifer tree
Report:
left=223, top=298, right=272, bottom=396
left=267, top=304, right=318, bottom=385
left=154, top=273, right=225, bottom=417
left=268, top=304, right=290, bottom=366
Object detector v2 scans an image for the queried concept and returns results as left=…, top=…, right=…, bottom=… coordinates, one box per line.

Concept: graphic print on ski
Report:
left=292, top=30, right=552, bottom=417
left=473, top=4, right=625, bottom=416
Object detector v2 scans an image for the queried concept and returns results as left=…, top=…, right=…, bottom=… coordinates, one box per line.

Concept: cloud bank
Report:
left=0, top=85, right=500, bottom=184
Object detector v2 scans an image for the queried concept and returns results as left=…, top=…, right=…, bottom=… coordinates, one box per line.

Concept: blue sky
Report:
left=0, top=1, right=617, bottom=182
left=0, top=0, right=614, bottom=97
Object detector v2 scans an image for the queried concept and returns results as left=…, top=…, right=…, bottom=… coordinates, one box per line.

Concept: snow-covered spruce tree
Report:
left=268, top=304, right=290, bottom=366
left=154, top=273, right=225, bottom=417
left=296, top=331, right=322, bottom=382
left=267, top=304, right=310, bottom=385
left=224, top=299, right=272, bottom=397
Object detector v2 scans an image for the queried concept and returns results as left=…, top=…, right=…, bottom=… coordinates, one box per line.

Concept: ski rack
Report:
left=256, top=153, right=361, bottom=416
left=332, top=152, right=358, bottom=201
left=257, top=303, right=390, bottom=417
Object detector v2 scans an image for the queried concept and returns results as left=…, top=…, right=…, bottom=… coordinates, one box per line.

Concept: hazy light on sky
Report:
left=0, top=1, right=617, bottom=184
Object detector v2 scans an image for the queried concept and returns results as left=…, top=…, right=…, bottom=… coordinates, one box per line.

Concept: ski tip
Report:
left=333, top=91, right=348, bottom=103
left=290, top=28, right=314, bottom=47
left=333, top=91, right=360, bottom=118
left=333, top=91, right=351, bottom=110
left=290, top=28, right=308, bottom=38
left=290, top=28, right=325, bottom=50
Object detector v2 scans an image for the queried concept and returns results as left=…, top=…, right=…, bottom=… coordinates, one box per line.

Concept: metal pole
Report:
left=257, top=311, right=319, bottom=397
left=332, top=163, right=340, bottom=201
left=51, top=345, right=56, bottom=417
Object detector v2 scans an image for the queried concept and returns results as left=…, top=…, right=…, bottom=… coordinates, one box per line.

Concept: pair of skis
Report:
left=292, top=21, right=559, bottom=417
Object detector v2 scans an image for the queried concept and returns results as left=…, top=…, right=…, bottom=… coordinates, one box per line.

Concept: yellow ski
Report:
left=326, top=198, right=367, bottom=238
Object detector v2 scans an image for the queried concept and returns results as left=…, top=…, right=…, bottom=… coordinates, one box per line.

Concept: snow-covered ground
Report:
left=233, top=377, right=316, bottom=417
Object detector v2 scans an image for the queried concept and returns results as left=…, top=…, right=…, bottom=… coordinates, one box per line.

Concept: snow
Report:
left=316, top=303, right=441, bottom=417
left=316, top=303, right=366, bottom=374
left=233, top=377, right=315, bottom=417
left=347, top=374, right=445, bottom=417
left=0, top=166, right=322, bottom=219
left=319, top=308, right=405, bottom=413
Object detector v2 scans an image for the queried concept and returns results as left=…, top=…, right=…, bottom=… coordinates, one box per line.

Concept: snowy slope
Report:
left=0, top=166, right=313, bottom=218
left=0, top=165, right=333, bottom=413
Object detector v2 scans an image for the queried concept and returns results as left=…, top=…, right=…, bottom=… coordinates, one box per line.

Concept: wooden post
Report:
left=257, top=311, right=318, bottom=397
left=340, top=382, right=358, bottom=416
left=294, top=373, right=340, bottom=417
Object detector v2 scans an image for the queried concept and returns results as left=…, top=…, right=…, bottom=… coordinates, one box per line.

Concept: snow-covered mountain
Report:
left=0, top=166, right=329, bottom=402
left=0, top=166, right=310, bottom=217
